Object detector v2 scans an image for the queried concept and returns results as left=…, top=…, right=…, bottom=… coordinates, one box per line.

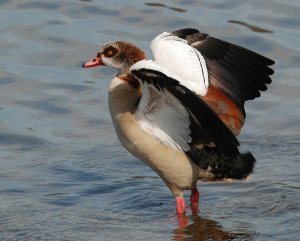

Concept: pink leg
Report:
left=190, top=187, right=199, bottom=210
left=176, top=197, right=188, bottom=228
left=176, top=197, right=185, bottom=214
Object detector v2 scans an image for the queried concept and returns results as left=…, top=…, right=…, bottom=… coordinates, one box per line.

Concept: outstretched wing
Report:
left=170, top=28, right=275, bottom=117
left=130, top=60, right=240, bottom=158
left=150, top=31, right=209, bottom=96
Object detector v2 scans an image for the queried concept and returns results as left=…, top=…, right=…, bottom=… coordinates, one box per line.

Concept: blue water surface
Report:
left=0, top=0, right=299, bottom=240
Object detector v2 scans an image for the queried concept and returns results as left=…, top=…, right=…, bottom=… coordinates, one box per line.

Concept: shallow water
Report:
left=0, top=0, right=299, bottom=240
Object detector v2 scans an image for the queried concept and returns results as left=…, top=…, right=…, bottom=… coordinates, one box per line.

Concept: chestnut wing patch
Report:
left=171, top=28, right=275, bottom=117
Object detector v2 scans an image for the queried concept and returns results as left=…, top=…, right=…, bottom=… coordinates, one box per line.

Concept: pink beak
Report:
left=82, top=56, right=103, bottom=68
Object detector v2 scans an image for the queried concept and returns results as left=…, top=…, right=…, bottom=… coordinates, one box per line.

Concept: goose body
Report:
left=108, top=76, right=203, bottom=195
left=82, top=28, right=274, bottom=214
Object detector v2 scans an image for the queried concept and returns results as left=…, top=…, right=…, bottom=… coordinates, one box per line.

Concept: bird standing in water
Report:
left=82, top=28, right=274, bottom=217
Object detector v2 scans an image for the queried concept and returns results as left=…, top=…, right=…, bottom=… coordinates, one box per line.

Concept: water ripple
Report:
left=0, top=0, right=299, bottom=240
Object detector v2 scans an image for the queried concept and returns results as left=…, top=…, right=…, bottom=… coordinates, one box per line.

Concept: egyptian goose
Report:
left=82, top=28, right=274, bottom=214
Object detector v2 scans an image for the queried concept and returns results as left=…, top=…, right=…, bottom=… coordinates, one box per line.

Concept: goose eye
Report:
left=104, top=46, right=118, bottom=58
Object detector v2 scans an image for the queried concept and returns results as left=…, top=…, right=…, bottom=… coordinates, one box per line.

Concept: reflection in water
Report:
left=174, top=212, right=252, bottom=241
left=228, top=20, right=273, bottom=33
left=145, top=3, right=187, bottom=13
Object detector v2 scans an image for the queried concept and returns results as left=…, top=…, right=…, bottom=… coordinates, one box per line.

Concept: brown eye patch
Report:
left=103, top=46, right=119, bottom=58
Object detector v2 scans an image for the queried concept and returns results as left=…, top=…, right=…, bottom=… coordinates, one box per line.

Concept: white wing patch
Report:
left=131, top=59, right=183, bottom=81
left=131, top=61, right=192, bottom=151
left=150, top=32, right=209, bottom=96
left=136, top=84, right=191, bottom=151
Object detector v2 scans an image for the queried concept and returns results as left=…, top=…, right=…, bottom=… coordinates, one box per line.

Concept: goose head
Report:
left=82, top=41, right=146, bottom=76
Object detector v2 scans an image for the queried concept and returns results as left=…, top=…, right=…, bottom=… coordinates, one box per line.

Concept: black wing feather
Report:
left=171, top=28, right=275, bottom=117
left=131, top=68, right=240, bottom=158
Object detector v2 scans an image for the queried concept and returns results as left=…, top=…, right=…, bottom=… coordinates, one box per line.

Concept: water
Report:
left=0, top=0, right=299, bottom=240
